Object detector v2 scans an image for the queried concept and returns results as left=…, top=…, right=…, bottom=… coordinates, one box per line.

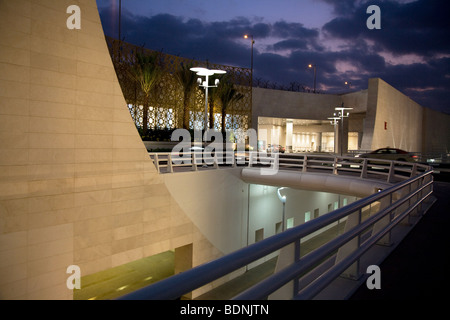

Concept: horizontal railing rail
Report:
left=149, top=151, right=430, bottom=183
left=118, top=168, right=434, bottom=300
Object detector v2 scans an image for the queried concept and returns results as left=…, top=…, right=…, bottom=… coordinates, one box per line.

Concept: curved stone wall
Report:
left=0, top=0, right=217, bottom=299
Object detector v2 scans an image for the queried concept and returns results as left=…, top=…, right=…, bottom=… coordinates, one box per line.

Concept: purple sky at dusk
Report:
left=96, top=0, right=450, bottom=114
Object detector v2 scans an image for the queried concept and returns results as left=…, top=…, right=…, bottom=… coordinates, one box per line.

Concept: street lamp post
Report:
left=277, top=187, right=287, bottom=231
left=328, top=117, right=340, bottom=154
left=308, top=64, right=317, bottom=93
left=243, top=35, right=254, bottom=78
left=334, top=104, right=353, bottom=156
left=344, top=81, right=352, bottom=93
left=190, top=67, right=226, bottom=131
left=118, top=0, right=121, bottom=41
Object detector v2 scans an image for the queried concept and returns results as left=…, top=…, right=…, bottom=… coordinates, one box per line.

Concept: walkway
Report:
left=77, top=170, right=444, bottom=300
left=350, top=179, right=450, bottom=299
left=195, top=222, right=347, bottom=300
left=196, top=177, right=447, bottom=300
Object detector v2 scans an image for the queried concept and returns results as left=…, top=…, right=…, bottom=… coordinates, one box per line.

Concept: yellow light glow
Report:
left=116, top=285, right=128, bottom=291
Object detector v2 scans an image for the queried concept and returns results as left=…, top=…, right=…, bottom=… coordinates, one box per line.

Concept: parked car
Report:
left=267, top=144, right=285, bottom=153
left=355, top=147, right=418, bottom=162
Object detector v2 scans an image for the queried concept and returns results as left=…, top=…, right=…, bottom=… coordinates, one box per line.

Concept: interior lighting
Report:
left=116, top=285, right=129, bottom=291
left=277, top=187, right=287, bottom=232
left=277, top=187, right=287, bottom=203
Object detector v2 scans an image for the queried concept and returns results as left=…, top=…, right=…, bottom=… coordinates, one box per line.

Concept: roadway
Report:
left=350, top=175, right=450, bottom=300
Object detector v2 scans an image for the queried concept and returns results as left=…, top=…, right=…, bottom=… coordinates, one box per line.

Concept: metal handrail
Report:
left=149, top=151, right=430, bottom=183
left=236, top=176, right=433, bottom=299
left=118, top=169, right=434, bottom=300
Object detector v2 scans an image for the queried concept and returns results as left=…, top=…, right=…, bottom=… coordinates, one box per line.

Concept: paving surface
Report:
left=350, top=179, right=450, bottom=299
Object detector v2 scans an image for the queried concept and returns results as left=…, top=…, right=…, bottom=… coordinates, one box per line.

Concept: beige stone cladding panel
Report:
left=0, top=0, right=217, bottom=299
left=370, top=78, right=424, bottom=152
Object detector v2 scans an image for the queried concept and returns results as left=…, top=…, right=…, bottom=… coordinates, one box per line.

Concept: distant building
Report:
left=252, top=78, right=450, bottom=156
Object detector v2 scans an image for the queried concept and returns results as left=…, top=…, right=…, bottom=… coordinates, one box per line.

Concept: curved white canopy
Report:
left=190, top=67, right=226, bottom=76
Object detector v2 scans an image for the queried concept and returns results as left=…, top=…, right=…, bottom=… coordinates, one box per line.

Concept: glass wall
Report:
left=257, top=116, right=359, bottom=153
left=247, top=184, right=358, bottom=268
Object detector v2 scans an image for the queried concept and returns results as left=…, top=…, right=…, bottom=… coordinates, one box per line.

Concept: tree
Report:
left=208, top=74, right=223, bottom=130
left=174, top=62, right=199, bottom=130
left=127, top=51, right=162, bottom=136
left=216, top=76, right=244, bottom=137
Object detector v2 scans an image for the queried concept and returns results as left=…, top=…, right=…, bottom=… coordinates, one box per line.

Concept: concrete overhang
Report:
left=241, top=168, right=393, bottom=198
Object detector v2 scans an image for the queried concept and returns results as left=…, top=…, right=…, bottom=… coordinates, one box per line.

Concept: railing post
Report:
left=268, top=242, right=297, bottom=300
left=248, top=151, right=254, bottom=167
left=410, top=163, right=417, bottom=178
left=336, top=209, right=361, bottom=280
left=192, top=152, right=198, bottom=171
left=372, top=195, right=393, bottom=246
left=387, top=161, right=395, bottom=183
left=167, top=153, right=173, bottom=173
left=231, top=150, right=236, bottom=168
left=333, top=156, right=338, bottom=175
left=360, top=158, right=368, bottom=178
left=153, top=153, right=160, bottom=173
left=293, top=239, right=301, bottom=296
left=213, top=152, right=219, bottom=169
left=302, top=155, right=307, bottom=172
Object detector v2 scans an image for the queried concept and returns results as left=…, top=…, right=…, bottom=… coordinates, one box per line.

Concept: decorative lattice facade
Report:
left=106, top=37, right=252, bottom=134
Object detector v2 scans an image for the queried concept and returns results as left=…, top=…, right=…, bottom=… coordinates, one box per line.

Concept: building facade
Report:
left=1, top=0, right=449, bottom=301
left=252, top=79, right=450, bottom=156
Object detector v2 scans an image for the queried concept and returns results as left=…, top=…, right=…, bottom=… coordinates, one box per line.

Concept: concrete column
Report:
left=268, top=243, right=296, bottom=299
left=337, top=118, right=349, bottom=155
left=316, top=132, right=322, bottom=152
left=285, top=120, right=293, bottom=153
left=335, top=211, right=361, bottom=280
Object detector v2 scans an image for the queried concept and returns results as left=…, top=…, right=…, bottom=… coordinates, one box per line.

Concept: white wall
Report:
left=163, top=169, right=358, bottom=264
left=163, top=168, right=249, bottom=255
left=248, top=185, right=357, bottom=245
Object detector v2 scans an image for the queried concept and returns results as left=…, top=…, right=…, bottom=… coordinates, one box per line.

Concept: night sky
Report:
left=96, top=0, right=450, bottom=115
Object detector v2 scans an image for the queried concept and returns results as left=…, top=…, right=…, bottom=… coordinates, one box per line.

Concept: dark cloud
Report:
left=272, top=21, right=319, bottom=39
left=98, top=1, right=450, bottom=114
left=323, top=0, right=450, bottom=56
left=320, top=0, right=450, bottom=113
left=320, top=0, right=362, bottom=16
left=270, top=39, right=308, bottom=51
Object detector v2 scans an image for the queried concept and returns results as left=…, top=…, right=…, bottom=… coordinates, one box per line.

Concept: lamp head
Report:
left=277, top=187, right=287, bottom=203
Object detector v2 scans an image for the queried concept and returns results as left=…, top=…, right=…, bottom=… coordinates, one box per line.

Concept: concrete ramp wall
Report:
left=241, top=168, right=393, bottom=198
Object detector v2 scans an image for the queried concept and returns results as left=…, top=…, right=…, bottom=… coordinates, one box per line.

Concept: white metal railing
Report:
left=149, top=151, right=430, bottom=183
left=118, top=168, right=434, bottom=300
